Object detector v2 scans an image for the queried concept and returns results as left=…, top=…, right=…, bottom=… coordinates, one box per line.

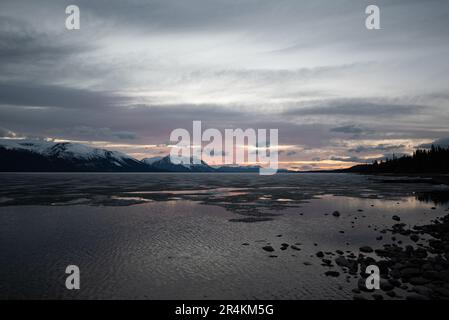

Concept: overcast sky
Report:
left=1, top=0, right=449, bottom=169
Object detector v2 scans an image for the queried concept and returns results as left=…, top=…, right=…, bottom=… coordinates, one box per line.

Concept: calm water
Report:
left=1, top=173, right=448, bottom=299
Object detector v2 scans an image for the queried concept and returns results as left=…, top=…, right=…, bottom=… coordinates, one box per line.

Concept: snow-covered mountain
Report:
left=148, top=155, right=215, bottom=172
left=0, top=138, right=280, bottom=173
left=0, top=139, right=149, bottom=172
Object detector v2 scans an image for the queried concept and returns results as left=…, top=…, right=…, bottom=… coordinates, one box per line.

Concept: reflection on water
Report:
left=0, top=173, right=449, bottom=299
left=415, top=190, right=449, bottom=205
left=0, top=173, right=448, bottom=221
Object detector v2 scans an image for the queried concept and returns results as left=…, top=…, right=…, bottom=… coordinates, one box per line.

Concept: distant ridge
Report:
left=145, top=155, right=215, bottom=172
left=0, top=139, right=273, bottom=173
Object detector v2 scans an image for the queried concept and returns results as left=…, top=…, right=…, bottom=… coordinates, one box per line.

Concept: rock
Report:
left=388, top=279, right=401, bottom=287
left=242, top=243, right=249, bottom=246
left=376, top=236, right=383, bottom=240
left=280, top=243, right=289, bottom=250
left=358, top=209, right=364, bottom=212
left=335, top=256, right=350, bottom=267
left=380, top=280, right=394, bottom=291
left=372, top=294, right=384, bottom=300
left=422, top=271, right=439, bottom=280
left=386, top=291, right=396, bottom=298
left=409, top=277, right=429, bottom=285
left=413, top=286, right=433, bottom=297
left=332, top=211, right=340, bottom=217
left=291, top=245, right=301, bottom=251
left=415, top=248, right=427, bottom=258
left=322, top=259, right=332, bottom=266
left=324, top=271, right=340, bottom=277
left=316, top=251, right=324, bottom=258
left=269, top=255, right=278, bottom=258
left=400, top=268, right=421, bottom=278
left=360, top=246, right=374, bottom=253
left=392, top=215, right=400, bottom=221
left=262, top=246, right=275, bottom=252
left=303, top=262, right=312, bottom=266
left=410, top=234, right=420, bottom=242
left=358, top=278, right=375, bottom=292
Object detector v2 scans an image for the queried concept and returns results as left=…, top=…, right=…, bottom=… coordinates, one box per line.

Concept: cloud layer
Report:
left=1, top=0, right=449, bottom=169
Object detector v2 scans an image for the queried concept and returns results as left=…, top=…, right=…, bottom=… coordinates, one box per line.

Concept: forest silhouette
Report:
left=347, top=145, right=449, bottom=173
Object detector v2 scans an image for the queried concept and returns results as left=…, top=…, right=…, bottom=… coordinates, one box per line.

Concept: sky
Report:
left=1, top=0, right=449, bottom=170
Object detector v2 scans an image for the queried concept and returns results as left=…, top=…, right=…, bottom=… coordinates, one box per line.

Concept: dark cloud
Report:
left=279, top=150, right=297, bottom=156
left=47, top=126, right=137, bottom=140
left=330, top=156, right=369, bottom=163
left=418, top=138, right=449, bottom=149
left=0, top=82, right=126, bottom=109
left=331, top=152, right=409, bottom=163
left=330, top=155, right=384, bottom=163
left=286, top=99, right=424, bottom=117
left=330, top=125, right=364, bottom=134
left=348, top=144, right=406, bottom=153
left=0, top=0, right=448, bottom=166
left=0, top=17, right=85, bottom=65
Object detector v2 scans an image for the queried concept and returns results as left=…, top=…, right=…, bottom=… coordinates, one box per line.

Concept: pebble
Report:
left=359, top=246, right=374, bottom=253
left=332, top=211, right=341, bottom=217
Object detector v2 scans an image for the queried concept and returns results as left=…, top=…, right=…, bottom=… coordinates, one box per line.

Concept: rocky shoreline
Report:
left=319, top=211, right=449, bottom=300
left=253, top=205, right=449, bottom=299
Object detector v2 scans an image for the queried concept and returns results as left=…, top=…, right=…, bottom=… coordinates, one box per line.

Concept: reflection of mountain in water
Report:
left=415, top=190, right=449, bottom=205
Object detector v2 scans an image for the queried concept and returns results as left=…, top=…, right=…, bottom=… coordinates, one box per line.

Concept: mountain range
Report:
left=0, top=139, right=268, bottom=172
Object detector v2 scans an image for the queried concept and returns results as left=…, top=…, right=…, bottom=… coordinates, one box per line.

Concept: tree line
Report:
left=347, top=145, right=449, bottom=173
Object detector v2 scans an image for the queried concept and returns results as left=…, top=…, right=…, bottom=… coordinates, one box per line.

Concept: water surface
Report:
left=1, top=173, right=448, bottom=299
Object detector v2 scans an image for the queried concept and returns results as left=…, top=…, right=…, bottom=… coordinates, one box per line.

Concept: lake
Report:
left=1, top=173, right=448, bottom=299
